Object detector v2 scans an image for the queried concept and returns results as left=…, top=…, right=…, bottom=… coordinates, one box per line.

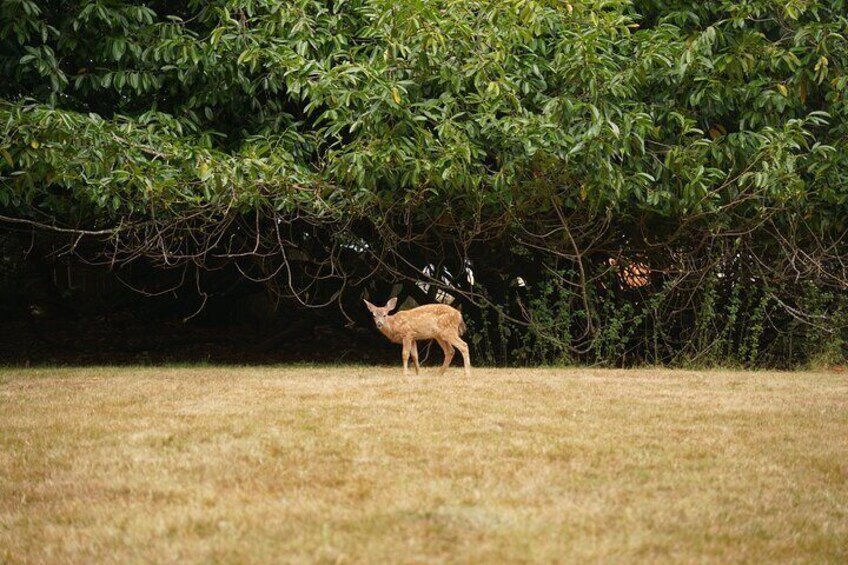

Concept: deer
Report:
left=363, top=297, right=471, bottom=377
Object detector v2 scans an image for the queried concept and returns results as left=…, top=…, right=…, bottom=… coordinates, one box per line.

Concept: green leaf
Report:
left=0, top=148, right=13, bottom=167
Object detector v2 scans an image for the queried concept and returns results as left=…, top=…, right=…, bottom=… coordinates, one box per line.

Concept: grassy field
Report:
left=1, top=366, right=846, bottom=563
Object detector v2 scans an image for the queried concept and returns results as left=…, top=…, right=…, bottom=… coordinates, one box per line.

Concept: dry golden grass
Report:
left=1, top=366, right=847, bottom=564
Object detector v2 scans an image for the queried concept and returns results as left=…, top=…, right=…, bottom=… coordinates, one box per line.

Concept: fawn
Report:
left=364, top=297, right=472, bottom=376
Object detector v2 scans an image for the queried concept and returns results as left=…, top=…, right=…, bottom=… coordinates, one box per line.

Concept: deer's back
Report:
left=393, top=304, right=463, bottom=340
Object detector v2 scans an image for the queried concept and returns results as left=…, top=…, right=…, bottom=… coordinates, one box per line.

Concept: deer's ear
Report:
left=363, top=299, right=377, bottom=313
left=385, top=297, right=398, bottom=312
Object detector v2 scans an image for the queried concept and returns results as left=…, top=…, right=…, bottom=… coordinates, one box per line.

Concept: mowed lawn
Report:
left=1, top=367, right=846, bottom=563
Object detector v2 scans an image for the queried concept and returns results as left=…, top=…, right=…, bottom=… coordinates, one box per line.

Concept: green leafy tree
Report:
left=1, top=0, right=846, bottom=366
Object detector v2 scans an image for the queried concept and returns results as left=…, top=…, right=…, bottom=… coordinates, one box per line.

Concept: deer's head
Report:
left=363, top=297, right=398, bottom=330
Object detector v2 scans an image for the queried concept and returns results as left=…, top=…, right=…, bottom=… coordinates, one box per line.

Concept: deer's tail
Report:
left=459, top=317, right=467, bottom=336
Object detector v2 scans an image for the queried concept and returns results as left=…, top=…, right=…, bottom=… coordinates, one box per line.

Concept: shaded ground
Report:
left=0, top=256, right=400, bottom=366
left=2, top=367, right=847, bottom=563
left=0, top=316, right=399, bottom=366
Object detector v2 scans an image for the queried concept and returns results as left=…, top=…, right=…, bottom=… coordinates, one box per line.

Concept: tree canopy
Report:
left=2, top=0, right=847, bottom=366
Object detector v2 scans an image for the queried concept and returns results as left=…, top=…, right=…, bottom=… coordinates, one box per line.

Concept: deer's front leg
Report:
left=410, top=341, right=420, bottom=375
left=401, top=338, right=412, bottom=377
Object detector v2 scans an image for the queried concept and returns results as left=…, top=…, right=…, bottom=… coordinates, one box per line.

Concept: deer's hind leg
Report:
left=436, top=338, right=455, bottom=375
left=447, top=334, right=471, bottom=377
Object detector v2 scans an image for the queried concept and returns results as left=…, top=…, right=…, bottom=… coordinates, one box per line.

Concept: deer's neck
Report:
left=379, top=314, right=404, bottom=343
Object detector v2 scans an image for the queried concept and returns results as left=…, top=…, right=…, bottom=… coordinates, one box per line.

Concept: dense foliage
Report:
left=2, top=0, right=847, bottom=366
